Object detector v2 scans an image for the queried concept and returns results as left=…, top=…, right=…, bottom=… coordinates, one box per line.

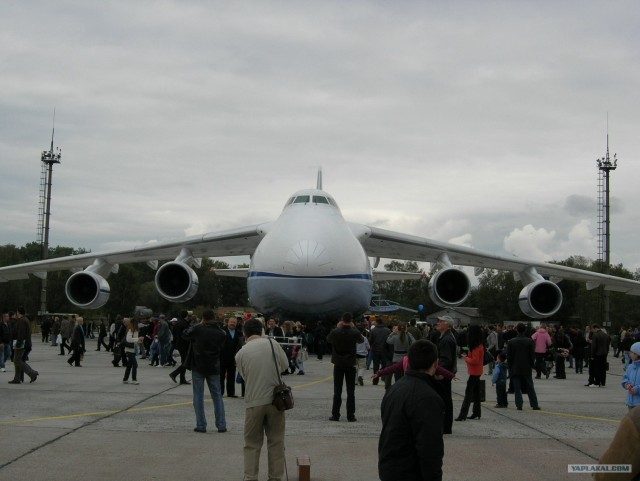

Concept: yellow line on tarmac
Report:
left=292, top=375, right=333, bottom=389
left=1, top=376, right=333, bottom=426
left=0, top=401, right=193, bottom=425
left=480, top=402, right=621, bottom=423
left=519, top=407, right=621, bottom=424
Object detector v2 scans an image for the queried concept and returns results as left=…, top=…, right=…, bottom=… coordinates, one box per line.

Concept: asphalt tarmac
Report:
left=0, top=338, right=630, bottom=481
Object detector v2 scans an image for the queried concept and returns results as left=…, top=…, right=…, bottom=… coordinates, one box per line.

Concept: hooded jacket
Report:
left=622, top=360, right=640, bottom=408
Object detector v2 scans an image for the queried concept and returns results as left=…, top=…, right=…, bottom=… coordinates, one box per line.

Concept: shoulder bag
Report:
left=297, top=346, right=309, bottom=362
left=269, top=338, right=294, bottom=411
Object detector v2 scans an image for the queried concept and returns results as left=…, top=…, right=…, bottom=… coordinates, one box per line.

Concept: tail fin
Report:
left=316, top=167, right=323, bottom=190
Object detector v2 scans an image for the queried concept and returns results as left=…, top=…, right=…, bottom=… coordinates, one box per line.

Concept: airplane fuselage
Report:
left=247, top=189, right=373, bottom=320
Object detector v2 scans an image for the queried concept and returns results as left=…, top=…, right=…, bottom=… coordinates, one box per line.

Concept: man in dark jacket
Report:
left=112, top=318, right=128, bottom=367
left=265, top=318, right=284, bottom=338
left=369, top=318, right=391, bottom=388
left=8, top=306, right=38, bottom=384
left=379, top=339, right=444, bottom=481
left=182, top=308, right=227, bottom=433
left=59, top=315, right=72, bottom=356
left=0, top=310, right=12, bottom=373
left=169, top=311, right=192, bottom=385
left=157, top=315, right=172, bottom=366
left=67, top=317, right=86, bottom=367
left=313, top=321, right=327, bottom=360
left=220, top=316, right=243, bottom=397
left=436, top=315, right=457, bottom=434
left=505, top=323, right=541, bottom=411
left=589, top=324, right=611, bottom=387
left=327, top=312, right=364, bottom=422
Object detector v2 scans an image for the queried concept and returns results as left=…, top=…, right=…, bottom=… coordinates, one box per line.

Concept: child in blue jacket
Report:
left=622, top=342, right=640, bottom=410
left=492, top=352, right=508, bottom=408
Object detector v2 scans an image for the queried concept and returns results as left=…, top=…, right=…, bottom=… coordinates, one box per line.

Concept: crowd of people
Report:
left=3, top=307, right=640, bottom=481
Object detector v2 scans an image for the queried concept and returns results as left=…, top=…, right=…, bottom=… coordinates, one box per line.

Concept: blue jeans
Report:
left=159, top=341, right=170, bottom=365
left=0, top=343, right=11, bottom=369
left=192, top=371, right=226, bottom=431
left=512, top=375, right=540, bottom=409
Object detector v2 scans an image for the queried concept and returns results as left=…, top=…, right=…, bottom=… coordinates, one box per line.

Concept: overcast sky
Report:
left=1, top=1, right=639, bottom=274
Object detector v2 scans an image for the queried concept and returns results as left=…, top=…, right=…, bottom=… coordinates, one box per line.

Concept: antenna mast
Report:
left=37, top=111, right=62, bottom=316
left=596, top=123, right=617, bottom=328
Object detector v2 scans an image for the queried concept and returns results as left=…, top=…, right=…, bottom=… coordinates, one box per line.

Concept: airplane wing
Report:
left=351, top=223, right=640, bottom=295
left=212, top=268, right=250, bottom=278
left=0, top=224, right=267, bottom=282
left=372, top=270, right=424, bottom=281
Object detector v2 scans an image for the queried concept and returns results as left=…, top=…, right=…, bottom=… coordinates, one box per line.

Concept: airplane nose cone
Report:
left=285, top=240, right=330, bottom=271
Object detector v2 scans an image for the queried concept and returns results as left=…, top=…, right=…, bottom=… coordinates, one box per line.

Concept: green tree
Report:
left=468, top=269, right=524, bottom=323
left=374, top=261, right=428, bottom=315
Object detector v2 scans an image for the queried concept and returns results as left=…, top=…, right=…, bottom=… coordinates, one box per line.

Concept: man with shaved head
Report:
left=436, top=315, right=457, bottom=434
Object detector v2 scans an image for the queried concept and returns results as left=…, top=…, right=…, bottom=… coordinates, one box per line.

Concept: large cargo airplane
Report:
left=1, top=170, right=639, bottom=320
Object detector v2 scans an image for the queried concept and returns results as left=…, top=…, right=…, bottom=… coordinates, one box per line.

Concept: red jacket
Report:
left=465, top=344, right=485, bottom=376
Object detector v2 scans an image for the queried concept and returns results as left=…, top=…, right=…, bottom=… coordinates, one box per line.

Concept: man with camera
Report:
left=236, top=318, right=289, bottom=481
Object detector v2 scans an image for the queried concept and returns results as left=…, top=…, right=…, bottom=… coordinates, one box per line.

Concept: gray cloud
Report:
left=1, top=0, right=640, bottom=274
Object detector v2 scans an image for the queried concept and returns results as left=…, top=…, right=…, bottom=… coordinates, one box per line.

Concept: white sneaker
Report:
left=0, top=368, right=6, bottom=372
left=123, top=380, right=129, bottom=384
left=131, top=381, right=139, bottom=385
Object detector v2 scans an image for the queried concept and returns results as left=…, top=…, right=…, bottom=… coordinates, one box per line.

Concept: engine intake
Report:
left=65, top=271, right=110, bottom=309
left=428, top=267, right=471, bottom=307
left=518, top=280, right=563, bottom=318
left=155, top=261, right=199, bottom=303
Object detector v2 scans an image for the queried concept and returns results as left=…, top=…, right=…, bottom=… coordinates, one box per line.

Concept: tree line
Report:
left=2, top=243, right=639, bottom=329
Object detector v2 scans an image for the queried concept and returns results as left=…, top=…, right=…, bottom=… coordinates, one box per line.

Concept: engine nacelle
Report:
left=518, top=280, right=563, bottom=319
left=428, top=267, right=471, bottom=307
left=155, top=261, right=199, bottom=303
left=65, top=271, right=111, bottom=309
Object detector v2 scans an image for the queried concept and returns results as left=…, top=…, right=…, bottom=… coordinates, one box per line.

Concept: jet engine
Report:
left=155, top=257, right=199, bottom=303
left=518, top=279, right=563, bottom=319
left=65, top=271, right=111, bottom=309
left=428, top=267, right=471, bottom=307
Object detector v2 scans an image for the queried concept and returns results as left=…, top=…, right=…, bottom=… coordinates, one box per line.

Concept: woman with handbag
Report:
left=123, top=318, right=141, bottom=385
left=455, top=325, right=485, bottom=421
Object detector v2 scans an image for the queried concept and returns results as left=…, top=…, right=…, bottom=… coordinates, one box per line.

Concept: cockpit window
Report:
left=284, top=193, right=340, bottom=212
left=293, top=195, right=310, bottom=204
